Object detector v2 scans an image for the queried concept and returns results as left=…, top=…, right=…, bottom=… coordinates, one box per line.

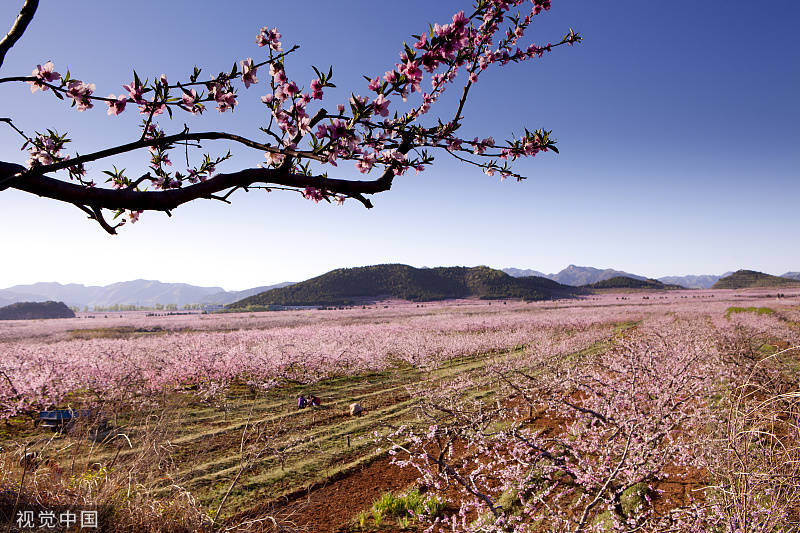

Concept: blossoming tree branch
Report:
left=0, top=0, right=579, bottom=234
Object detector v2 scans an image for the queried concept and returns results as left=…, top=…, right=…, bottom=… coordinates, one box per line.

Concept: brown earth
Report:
left=229, top=453, right=420, bottom=532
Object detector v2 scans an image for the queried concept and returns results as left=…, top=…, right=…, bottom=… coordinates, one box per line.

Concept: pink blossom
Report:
left=327, top=119, right=347, bottom=140
left=106, top=94, right=127, bottom=116
left=269, top=63, right=287, bottom=84
left=256, top=26, right=282, bottom=51
left=65, top=80, right=96, bottom=111
left=302, top=187, right=324, bottom=202
left=373, top=93, right=390, bottom=117
left=138, top=100, right=166, bottom=116
left=263, top=151, right=285, bottom=166
left=283, top=81, right=299, bottom=97
left=122, top=83, right=146, bottom=104
left=28, top=61, right=60, bottom=92
left=240, top=58, right=258, bottom=88
left=398, top=60, right=423, bottom=93
left=25, top=134, right=65, bottom=167
left=180, top=89, right=203, bottom=114
left=208, top=82, right=237, bottom=112
left=451, top=10, right=468, bottom=28
left=355, top=152, right=377, bottom=173
left=216, top=92, right=237, bottom=112
left=309, top=78, right=324, bottom=100
left=297, top=116, right=312, bottom=135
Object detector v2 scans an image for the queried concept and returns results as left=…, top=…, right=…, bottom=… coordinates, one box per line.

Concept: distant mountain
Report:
left=502, top=268, right=548, bottom=278
left=552, top=265, right=647, bottom=286
left=656, top=274, right=731, bottom=289
left=503, top=265, right=647, bottom=286
left=230, top=264, right=581, bottom=308
left=0, top=280, right=294, bottom=308
left=0, top=301, right=75, bottom=320
left=201, top=283, right=296, bottom=305
left=0, top=289, right=47, bottom=307
left=782, top=272, right=800, bottom=281
left=712, top=270, right=800, bottom=289
left=583, top=276, right=684, bottom=290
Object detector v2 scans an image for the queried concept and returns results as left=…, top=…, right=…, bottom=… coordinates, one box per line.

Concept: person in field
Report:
left=297, top=395, right=307, bottom=409
left=309, top=395, right=320, bottom=407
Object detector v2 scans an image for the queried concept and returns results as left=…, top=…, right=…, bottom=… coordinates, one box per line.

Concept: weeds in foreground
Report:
left=366, top=487, right=446, bottom=528
left=708, top=346, right=800, bottom=532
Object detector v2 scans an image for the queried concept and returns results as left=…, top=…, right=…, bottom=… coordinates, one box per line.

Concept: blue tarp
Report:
left=38, top=409, right=91, bottom=422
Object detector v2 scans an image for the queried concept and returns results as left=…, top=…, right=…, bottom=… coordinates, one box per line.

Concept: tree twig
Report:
left=0, top=0, right=38, bottom=70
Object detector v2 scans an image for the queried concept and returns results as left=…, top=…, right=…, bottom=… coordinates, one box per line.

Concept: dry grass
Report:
left=710, top=346, right=800, bottom=532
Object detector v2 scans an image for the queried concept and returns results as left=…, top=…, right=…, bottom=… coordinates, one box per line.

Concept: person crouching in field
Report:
left=297, top=394, right=321, bottom=409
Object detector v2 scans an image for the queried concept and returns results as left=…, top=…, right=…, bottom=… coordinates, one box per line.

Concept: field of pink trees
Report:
left=1, top=290, right=799, bottom=531
left=1, top=299, right=639, bottom=418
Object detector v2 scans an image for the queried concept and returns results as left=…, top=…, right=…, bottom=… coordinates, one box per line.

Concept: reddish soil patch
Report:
left=230, top=455, right=420, bottom=533
left=651, top=466, right=710, bottom=515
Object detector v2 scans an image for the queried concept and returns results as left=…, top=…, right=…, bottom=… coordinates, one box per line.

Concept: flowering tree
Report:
left=0, top=0, right=579, bottom=233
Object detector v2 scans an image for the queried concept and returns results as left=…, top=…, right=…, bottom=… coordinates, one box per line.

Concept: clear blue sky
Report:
left=1, top=1, right=798, bottom=289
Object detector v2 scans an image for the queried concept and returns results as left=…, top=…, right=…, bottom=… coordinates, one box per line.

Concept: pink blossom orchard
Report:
left=0, top=303, right=625, bottom=418
left=1, top=294, right=798, bottom=529
left=0, top=0, right=580, bottom=233
left=382, top=307, right=800, bottom=532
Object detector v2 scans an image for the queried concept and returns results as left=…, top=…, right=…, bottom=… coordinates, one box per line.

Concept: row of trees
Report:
left=72, top=303, right=190, bottom=312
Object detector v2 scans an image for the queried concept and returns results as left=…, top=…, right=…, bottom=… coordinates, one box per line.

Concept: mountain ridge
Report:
left=712, top=270, right=800, bottom=289
left=503, top=265, right=647, bottom=286
left=4, top=265, right=798, bottom=308
left=230, top=264, right=581, bottom=308
left=502, top=266, right=770, bottom=289
left=582, top=276, right=684, bottom=290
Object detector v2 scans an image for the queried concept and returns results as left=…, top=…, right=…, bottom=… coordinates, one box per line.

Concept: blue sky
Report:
left=0, top=1, right=798, bottom=289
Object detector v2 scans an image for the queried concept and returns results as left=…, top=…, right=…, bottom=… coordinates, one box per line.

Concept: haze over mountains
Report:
left=502, top=265, right=727, bottom=289
left=2, top=265, right=798, bottom=309
left=0, top=280, right=293, bottom=308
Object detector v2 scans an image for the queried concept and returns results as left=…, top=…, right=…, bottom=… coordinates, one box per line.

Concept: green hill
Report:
left=229, top=265, right=581, bottom=308
left=0, top=301, right=75, bottom=320
left=583, top=276, right=684, bottom=290
left=712, top=270, right=800, bottom=289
